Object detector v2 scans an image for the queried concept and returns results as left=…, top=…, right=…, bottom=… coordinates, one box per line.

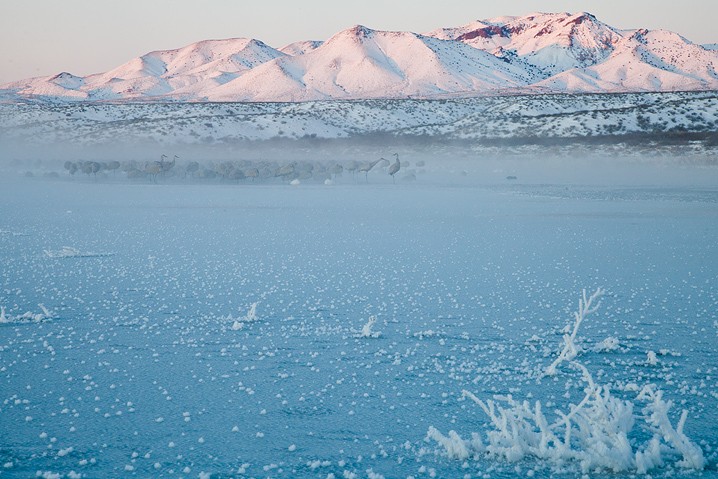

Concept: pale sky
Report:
left=1, top=0, right=716, bottom=84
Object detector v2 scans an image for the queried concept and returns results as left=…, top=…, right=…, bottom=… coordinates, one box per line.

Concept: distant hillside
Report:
left=1, top=91, right=716, bottom=146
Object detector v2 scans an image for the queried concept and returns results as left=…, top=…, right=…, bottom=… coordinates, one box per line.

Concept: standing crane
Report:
left=388, top=153, right=400, bottom=183
left=358, top=158, right=384, bottom=182
left=161, top=155, right=178, bottom=173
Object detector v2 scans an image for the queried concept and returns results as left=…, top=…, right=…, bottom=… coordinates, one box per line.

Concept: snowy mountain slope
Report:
left=536, top=29, right=718, bottom=92
left=425, top=12, right=625, bottom=77
left=425, top=12, right=718, bottom=94
left=1, top=12, right=716, bottom=102
left=207, top=25, right=533, bottom=101
left=3, top=72, right=91, bottom=100
left=4, top=38, right=285, bottom=101
left=2, top=91, right=716, bottom=145
left=280, top=40, right=324, bottom=56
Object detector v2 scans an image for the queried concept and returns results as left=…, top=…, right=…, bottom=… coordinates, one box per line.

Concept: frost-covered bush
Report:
left=229, top=302, right=259, bottom=330
left=357, top=315, right=380, bottom=338
left=428, top=288, right=705, bottom=474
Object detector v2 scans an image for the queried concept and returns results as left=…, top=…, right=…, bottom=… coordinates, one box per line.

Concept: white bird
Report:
left=388, top=153, right=400, bottom=183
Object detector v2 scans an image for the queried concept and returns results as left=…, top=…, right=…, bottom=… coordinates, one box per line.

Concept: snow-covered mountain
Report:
left=3, top=38, right=286, bottom=101
left=207, top=25, right=534, bottom=101
left=2, top=12, right=717, bottom=102
left=534, top=28, right=718, bottom=92
left=425, top=12, right=624, bottom=77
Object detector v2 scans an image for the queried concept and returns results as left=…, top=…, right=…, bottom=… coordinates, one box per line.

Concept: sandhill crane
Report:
left=161, top=155, right=178, bottom=173
left=106, top=160, right=121, bottom=174
left=345, top=160, right=359, bottom=180
left=243, top=167, right=259, bottom=181
left=388, top=153, right=400, bottom=183
left=329, top=163, right=343, bottom=179
left=358, top=158, right=383, bottom=182
left=185, top=161, right=200, bottom=177
left=144, top=161, right=162, bottom=183
left=216, top=161, right=234, bottom=178
left=64, top=161, right=78, bottom=175
left=143, top=154, right=171, bottom=183
left=229, top=168, right=245, bottom=182
left=276, top=162, right=296, bottom=179
left=80, top=161, right=101, bottom=176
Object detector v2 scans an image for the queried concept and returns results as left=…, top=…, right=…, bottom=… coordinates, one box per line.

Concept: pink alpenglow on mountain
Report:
left=2, top=12, right=717, bottom=102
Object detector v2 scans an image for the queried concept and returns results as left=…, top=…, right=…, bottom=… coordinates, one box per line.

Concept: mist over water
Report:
left=1, top=98, right=717, bottom=478
left=2, top=135, right=718, bottom=188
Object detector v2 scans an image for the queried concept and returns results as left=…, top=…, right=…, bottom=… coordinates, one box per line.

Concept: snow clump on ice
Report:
left=0, top=304, right=54, bottom=324
left=230, top=302, right=259, bottom=330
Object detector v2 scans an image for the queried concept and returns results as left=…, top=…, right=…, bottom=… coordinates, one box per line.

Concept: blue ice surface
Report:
left=0, top=178, right=717, bottom=478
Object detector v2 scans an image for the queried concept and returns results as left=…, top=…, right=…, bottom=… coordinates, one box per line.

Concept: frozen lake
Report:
left=1, top=178, right=717, bottom=478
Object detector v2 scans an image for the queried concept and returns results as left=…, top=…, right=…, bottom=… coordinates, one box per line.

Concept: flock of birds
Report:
left=62, top=153, right=408, bottom=184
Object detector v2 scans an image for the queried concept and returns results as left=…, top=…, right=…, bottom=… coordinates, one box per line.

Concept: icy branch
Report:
left=545, top=288, right=603, bottom=376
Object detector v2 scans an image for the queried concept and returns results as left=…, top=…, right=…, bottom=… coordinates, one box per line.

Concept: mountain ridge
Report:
left=2, top=12, right=717, bottom=102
